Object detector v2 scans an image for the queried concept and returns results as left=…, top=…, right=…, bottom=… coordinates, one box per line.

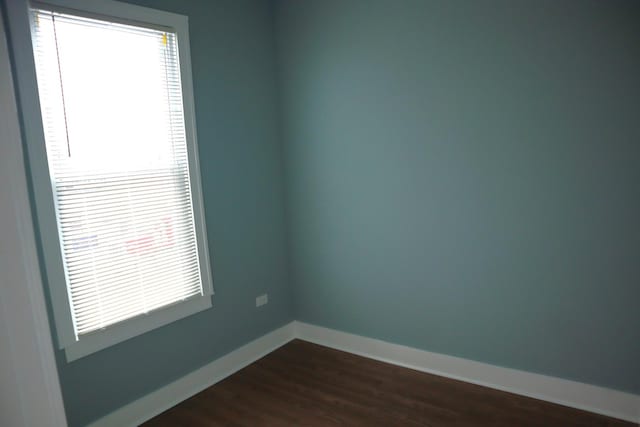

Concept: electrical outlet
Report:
left=256, top=294, right=268, bottom=307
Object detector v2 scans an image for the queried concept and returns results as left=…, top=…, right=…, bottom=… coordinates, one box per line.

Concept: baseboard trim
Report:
left=294, top=321, right=640, bottom=424
left=87, top=320, right=639, bottom=426
left=88, top=322, right=296, bottom=427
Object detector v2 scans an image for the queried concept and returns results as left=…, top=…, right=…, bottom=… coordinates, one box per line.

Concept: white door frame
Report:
left=0, top=6, right=68, bottom=427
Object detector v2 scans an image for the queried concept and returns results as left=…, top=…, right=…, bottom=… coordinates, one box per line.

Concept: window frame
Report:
left=5, top=0, right=214, bottom=361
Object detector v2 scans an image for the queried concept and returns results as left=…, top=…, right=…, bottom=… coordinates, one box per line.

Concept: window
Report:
left=9, top=0, right=213, bottom=360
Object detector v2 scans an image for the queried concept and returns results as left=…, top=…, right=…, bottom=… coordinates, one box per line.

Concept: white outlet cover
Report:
left=256, top=294, right=268, bottom=307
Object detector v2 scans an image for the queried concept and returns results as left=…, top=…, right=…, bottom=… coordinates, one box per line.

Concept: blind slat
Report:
left=71, top=270, right=201, bottom=308
left=76, top=293, right=202, bottom=335
left=65, top=244, right=199, bottom=278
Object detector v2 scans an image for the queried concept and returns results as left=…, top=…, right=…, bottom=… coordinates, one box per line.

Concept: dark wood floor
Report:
left=143, top=340, right=636, bottom=427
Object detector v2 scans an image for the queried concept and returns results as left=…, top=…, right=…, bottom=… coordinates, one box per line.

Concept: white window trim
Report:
left=5, top=0, right=214, bottom=361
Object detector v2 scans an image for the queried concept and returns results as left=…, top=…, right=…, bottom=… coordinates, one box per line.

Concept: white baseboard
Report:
left=88, top=322, right=296, bottom=427
left=294, top=321, right=640, bottom=424
left=88, top=320, right=639, bottom=426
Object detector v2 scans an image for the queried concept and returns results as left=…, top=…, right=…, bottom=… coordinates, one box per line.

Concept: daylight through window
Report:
left=31, top=8, right=205, bottom=338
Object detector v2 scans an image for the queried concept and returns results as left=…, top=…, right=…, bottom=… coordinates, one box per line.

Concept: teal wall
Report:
left=6, top=0, right=292, bottom=425
left=276, top=0, right=640, bottom=395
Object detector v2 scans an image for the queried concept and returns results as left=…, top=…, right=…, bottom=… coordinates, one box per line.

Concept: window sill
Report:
left=65, top=295, right=212, bottom=361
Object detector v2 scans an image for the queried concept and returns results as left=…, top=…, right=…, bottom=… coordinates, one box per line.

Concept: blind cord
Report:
left=51, top=14, right=72, bottom=157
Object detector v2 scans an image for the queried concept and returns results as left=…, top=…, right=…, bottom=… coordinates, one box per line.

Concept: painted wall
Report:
left=276, top=0, right=640, bottom=394
left=6, top=0, right=291, bottom=425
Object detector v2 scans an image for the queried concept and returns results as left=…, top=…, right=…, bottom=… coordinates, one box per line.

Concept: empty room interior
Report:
left=1, top=0, right=639, bottom=426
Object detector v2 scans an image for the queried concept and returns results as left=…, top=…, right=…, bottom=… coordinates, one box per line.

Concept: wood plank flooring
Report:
left=143, top=340, right=636, bottom=426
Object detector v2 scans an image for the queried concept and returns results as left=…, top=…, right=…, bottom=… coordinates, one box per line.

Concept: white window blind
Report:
left=31, top=8, right=205, bottom=338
